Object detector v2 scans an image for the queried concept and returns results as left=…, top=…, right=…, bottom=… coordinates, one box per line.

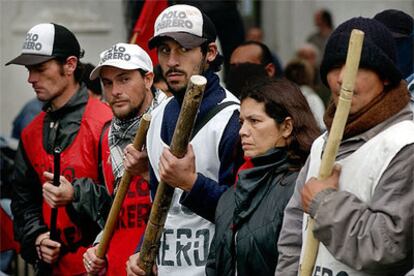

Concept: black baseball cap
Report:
left=6, top=23, right=84, bottom=66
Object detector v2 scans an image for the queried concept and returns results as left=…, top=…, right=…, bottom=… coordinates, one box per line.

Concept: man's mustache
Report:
left=164, top=68, right=186, bottom=75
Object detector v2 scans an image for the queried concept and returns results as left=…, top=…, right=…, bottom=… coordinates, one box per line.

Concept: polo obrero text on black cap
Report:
left=6, top=23, right=83, bottom=66
left=148, top=4, right=217, bottom=50
left=90, top=43, right=153, bottom=80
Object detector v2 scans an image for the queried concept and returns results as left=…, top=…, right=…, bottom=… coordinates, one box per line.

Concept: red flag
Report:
left=130, top=0, right=169, bottom=65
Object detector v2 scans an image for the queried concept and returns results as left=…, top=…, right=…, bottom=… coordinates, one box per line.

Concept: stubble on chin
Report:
left=112, top=106, right=140, bottom=121
left=167, top=81, right=187, bottom=97
left=166, top=61, right=205, bottom=97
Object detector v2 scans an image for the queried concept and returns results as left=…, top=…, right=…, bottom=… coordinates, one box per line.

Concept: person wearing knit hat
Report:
left=320, top=17, right=403, bottom=88
left=373, top=9, right=414, bottom=114
left=374, top=9, right=413, bottom=79
left=276, top=17, right=414, bottom=276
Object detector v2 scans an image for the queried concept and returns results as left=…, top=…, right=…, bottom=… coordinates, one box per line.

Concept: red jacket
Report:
left=101, top=127, right=151, bottom=275
left=21, top=97, right=112, bottom=275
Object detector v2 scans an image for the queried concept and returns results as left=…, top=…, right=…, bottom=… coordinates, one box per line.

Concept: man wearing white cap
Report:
left=6, top=23, right=112, bottom=275
left=126, top=4, right=241, bottom=276
left=80, top=43, right=166, bottom=275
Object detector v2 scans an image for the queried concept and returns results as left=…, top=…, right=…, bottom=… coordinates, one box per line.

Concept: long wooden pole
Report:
left=299, top=29, right=364, bottom=276
left=88, top=113, right=151, bottom=276
left=137, top=75, right=207, bottom=275
left=87, top=23, right=152, bottom=276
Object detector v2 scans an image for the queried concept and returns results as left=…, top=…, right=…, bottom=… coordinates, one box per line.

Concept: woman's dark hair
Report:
left=240, top=78, right=320, bottom=168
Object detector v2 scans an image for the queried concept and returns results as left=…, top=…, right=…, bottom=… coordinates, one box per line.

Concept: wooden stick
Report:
left=129, top=32, right=138, bottom=44
left=137, top=75, right=207, bottom=275
left=88, top=113, right=151, bottom=276
left=299, top=29, right=364, bottom=276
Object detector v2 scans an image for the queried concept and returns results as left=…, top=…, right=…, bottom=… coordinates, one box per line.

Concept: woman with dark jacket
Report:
left=206, top=78, right=320, bottom=276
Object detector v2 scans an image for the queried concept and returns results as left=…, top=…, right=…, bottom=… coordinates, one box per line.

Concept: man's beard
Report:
left=163, top=67, right=187, bottom=100
left=164, top=59, right=205, bottom=101
left=167, top=82, right=187, bottom=99
left=112, top=105, right=140, bottom=121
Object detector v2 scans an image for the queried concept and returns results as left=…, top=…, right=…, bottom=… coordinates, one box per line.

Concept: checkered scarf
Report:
left=108, top=89, right=164, bottom=184
left=108, top=115, right=141, bottom=182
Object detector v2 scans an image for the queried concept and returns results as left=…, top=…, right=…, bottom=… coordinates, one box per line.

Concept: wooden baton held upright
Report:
left=137, top=75, right=207, bottom=275
left=87, top=113, right=151, bottom=276
left=299, top=29, right=364, bottom=276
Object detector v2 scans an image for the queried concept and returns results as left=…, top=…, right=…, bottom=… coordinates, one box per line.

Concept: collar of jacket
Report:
left=171, top=69, right=224, bottom=111
left=324, top=81, right=410, bottom=139
left=161, top=69, right=226, bottom=145
left=43, top=82, right=88, bottom=119
left=233, top=147, right=290, bottom=227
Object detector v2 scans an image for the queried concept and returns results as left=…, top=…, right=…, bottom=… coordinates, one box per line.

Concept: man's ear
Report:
left=144, top=71, right=154, bottom=90
left=206, top=42, right=218, bottom=62
left=264, top=63, right=276, bottom=78
left=64, top=56, right=78, bottom=76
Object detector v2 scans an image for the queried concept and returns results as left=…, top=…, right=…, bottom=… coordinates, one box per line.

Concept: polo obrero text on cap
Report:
left=155, top=7, right=203, bottom=37
left=90, top=43, right=153, bottom=80
left=148, top=4, right=217, bottom=50
left=101, top=44, right=132, bottom=63
left=6, top=23, right=83, bottom=66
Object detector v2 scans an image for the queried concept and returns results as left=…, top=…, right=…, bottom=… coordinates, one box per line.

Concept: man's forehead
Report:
left=100, top=66, right=136, bottom=77
left=231, top=45, right=262, bottom=64
left=25, top=58, right=56, bottom=69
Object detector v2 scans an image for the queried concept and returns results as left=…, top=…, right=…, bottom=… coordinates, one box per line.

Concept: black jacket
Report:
left=206, top=148, right=298, bottom=276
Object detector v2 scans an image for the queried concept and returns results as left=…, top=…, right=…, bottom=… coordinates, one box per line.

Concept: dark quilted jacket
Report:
left=206, top=147, right=298, bottom=276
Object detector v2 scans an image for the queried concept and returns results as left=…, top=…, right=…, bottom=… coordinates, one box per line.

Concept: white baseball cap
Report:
left=148, top=4, right=217, bottom=49
left=90, top=43, right=153, bottom=80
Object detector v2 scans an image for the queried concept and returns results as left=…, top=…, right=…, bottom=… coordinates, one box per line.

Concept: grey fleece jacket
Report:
left=275, top=104, right=414, bottom=276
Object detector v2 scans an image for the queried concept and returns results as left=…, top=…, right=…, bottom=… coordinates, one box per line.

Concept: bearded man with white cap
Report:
left=6, top=23, right=112, bottom=275
left=125, top=4, right=241, bottom=276
left=80, top=42, right=167, bottom=275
